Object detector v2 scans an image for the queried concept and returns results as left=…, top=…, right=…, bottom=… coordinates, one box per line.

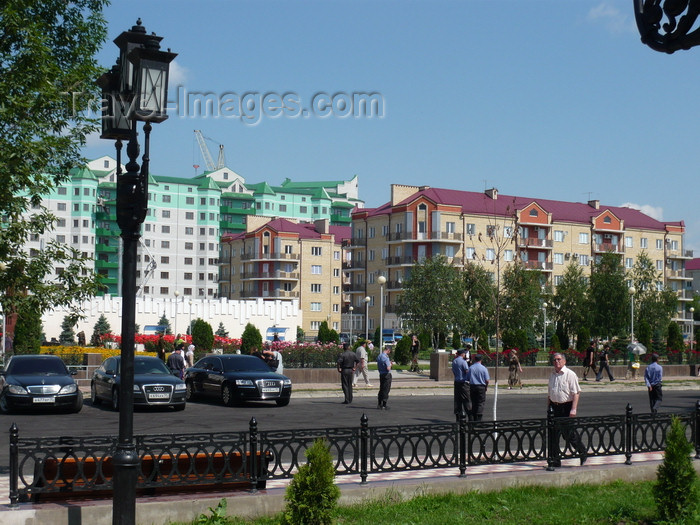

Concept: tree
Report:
left=629, top=252, right=677, bottom=336
left=554, top=261, right=589, bottom=344
left=667, top=321, right=684, bottom=352
left=156, top=314, right=172, bottom=336
left=398, top=255, right=467, bottom=350
left=462, top=262, right=497, bottom=340
left=240, top=323, right=263, bottom=354
left=191, top=318, right=214, bottom=352
left=12, top=304, right=43, bottom=354
left=501, top=262, right=543, bottom=334
left=0, top=1, right=108, bottom=333
left=90, top=314, right=111, bottom=346
left=59, top=315, right=76, bottom=346
left=317, top=321, right=332, bottom=343
left=215, top=322, right=229, bottom=338
left=589, top=252, right=628, bottom=340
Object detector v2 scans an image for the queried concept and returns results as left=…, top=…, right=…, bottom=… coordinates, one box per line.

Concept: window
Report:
left=333, top=286, right=340, bottom=294
left=311, top=265, right=322, bottom=274
left=161, top=240, right=170, bottom=248
left=311, top=246, right=322, bottom=256
left=185, top=242, right=193, bottom=250
left=504, top=249, right=513, bottom=262
left=161, top=225, right=170, bottom=234
left=640, top=238, right=648, bottom=249
left=446, top=222, right=455, bottom=234
left=73, top=203, right=79, bottom=211
left=579, top=232, right=589, bottom=244
left=466, top=224, right=476, bottom=235
left=279, top=204, right=287, bottom=212
left=604, top=216, right=611, bottom=224
left=185, top=227, right=193, bottom=235
left=625, top=258, right=633, bottom=268
left=368, top=250, right=375, bottom=261
left=161, top=256, right=170, bottom=264
left=529, top=208, right=538, bottom=217
left=465, top=247, right=476, bottom=260
left=310, top=321, right=321, bottom=331
left=656, top=239, right=663, bottom=250
left=300, top=206, right=307, bottom=214
left=163, top=195, right=171, bottom=203
left=333, top=268, right=340, bottom=277
left=656, top=260, right=663, bottom=270
left=486, top=225, right=497, bottom=238
left=368, top=227, right=375, bottom=238
left=553, top=253, right=564, bottom=265
left=310, top=302, right=322, bottom=311
left=554, top=230, right=564, bottom=242
left=57, top=219, right=66, bottom=227
left=160, top=272, right=169, bottom=279
left=186, top=197, right=194, bottom=205
left=334, top=250, right=340, bottom=260
left=625, top=236, right=633, bottom=248
left=311, top=283, right=322, bottom=293
left=162, top=210, right=170, bottom=218
left=486, top=248, right=495, bottom=261
left=554, top=275, right=564, bottom=286
left=579, top=255, right=589, bottom=266
left=503, top=226, right=513, bottom=238
left=160, top=287, right=169, bottom=295
left=57, top=203, right=66, bottom=211
left=382, top=225, right=389, bottom=236
left=58, top=187, right=67, bottom=195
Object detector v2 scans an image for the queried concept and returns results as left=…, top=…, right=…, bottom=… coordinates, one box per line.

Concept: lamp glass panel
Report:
left=137, top=59, right=168, bottom=116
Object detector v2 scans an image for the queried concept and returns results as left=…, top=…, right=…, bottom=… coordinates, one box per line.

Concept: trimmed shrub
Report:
left=654, top=416, right=698, bottom=522
left=191, top=318, right=214, bottom=352
left=13, top=305, right=43, bottom=355
left=393, top=334, right=411, bottom=366
left=281, top=438, right=340, bottom=525
left=240, top=323, right=263, bottom=354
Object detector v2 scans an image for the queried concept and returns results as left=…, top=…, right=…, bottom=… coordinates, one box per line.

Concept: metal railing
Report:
left=9, top=402, right=699, bottom=504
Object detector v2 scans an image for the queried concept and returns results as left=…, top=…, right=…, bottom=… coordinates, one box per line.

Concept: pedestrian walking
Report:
left=507, top=349, right=522, bottom=389
left=547, top=353, right=588, bottom=466
left=376, top=346, right=393, bottom=410
left=185, top=342, right=195, bottom=368
left=451, top=348, right=471, bottom=419
left=409, top=334, right=421, bottom=372
left=582, top=340, right=598, bottom=381
left=353, top=341, right=372, bottom=387
left=644, top=353, right=663, bottom=414
left=469, top=354, right=490, bottom=421
left=595, top=343, right=615, bottom=382
left=337, top=343, right=359, bottom=404
left=167, top=345, right=186, bottom=379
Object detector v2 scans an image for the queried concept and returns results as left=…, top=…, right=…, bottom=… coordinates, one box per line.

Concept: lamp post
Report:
left=690, top=307, right=695, bottom=351
left=189, top=299, right=193, bottom=336
left=377, top=276, right=386, bottom=351
left=364, top=296, right=371, bottom=341
left=542, top=302, right=548, bottom=352
left=0, top=262, right=5, bottom=362
left=349, top=306, right=354, bottom=343
left=97, top=19, right=176, bottom=525
left=629, top=286, right=636, bottom=342
left=634, top=0, right=700, bottom=53
left=173, top=290, right=180, bottom=336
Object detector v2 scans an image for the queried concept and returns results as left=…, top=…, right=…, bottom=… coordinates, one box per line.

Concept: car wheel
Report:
left=185, top=380, right=196, bottom=401
left=111, top=388, right=119, bottom=411
left=222, top=383, right=236, bottom=407
left=0, top=393, right=11, bottom=414
left=72, top=391, right=84, bottom=413
left=90, top=382, right=101, bottom=406
left=275, top=398, right=290, bottom=407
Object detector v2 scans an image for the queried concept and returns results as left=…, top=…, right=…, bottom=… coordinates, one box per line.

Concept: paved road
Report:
left=1, top=388, right=698, bottom=473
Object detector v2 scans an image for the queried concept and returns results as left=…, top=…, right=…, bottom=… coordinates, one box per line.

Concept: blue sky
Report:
left=84, top=0, right=700, bottom=253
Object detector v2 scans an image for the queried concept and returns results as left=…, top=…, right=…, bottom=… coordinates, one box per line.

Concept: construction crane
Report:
left=136, top=237, right=157, bottom=297
left=194, top=130, right=226, bottom=172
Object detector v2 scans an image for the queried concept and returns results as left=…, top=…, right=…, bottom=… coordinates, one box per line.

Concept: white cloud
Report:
left=587, top=2, right=635, bottom=34
left=620, top=202, right=664, bottom=221
left=168, top=60, right=188, bottom=87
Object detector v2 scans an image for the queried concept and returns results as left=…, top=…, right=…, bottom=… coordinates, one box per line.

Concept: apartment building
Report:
left=348, top=184, right=692, bottom=336
left=24, top=156, right=362, bottom=300
left=219, top=217, right=350, bottom=337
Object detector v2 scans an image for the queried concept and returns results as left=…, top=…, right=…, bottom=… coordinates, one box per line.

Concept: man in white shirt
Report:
left=353, top=341, right=372, bottom=387
left=185, top=343, right=195, bottom=368
left=547, top=353, right=587, bottom=467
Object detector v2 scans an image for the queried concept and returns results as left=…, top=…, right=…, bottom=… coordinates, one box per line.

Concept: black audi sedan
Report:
left=0, top=354, right=83, bottom=413
left=185, top=354, right=292, bottom=407
left=91, top=355, right=186, bottom=410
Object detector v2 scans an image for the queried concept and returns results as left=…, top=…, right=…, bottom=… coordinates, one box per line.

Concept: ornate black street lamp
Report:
left=96, top=19, right=176, bottom=525
left=634, top=0, right=700, bottom=53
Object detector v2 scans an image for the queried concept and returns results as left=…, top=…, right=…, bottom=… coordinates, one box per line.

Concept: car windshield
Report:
left=8, top=358, right=67, bottom=376
left=222, top=357, right=271, bottom=373
left=134, top=359, right=170, bottom=375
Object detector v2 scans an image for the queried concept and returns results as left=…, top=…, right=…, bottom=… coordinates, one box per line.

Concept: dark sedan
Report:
left=185, top=354, right=292, bottom=407
left=91, top=355, right=186, bottom=410
left=0, top=354, right=83, bottom=413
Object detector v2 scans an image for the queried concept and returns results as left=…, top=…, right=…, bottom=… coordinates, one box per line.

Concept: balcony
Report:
left=667, top=269, right=692, bottom=280
left=523, top=260, right=553, bottom=271
left=667, top=249, right=694, bottom=259
left=239, top=290, right=300, bottom=299
left=593, top=243, right=623, bottom=254
left=241, top=252, right=299, bottom=261
left=386, top=280, right=403, bottom=290
left=384, top=256, right=415, bottom=267
left=95, top=243, right=118, bottom=253
left=347, top=237, right=367, bottom=247
left=95, top=211, right=116, bottom=222
left=518, top=238, right=553, bottom=249
left=384, top=304, right=401, bottom=314
left=240, top=271, right=300, bottom=281
left=95, top=259, right=119, bottom=269
left=343, top=260, right=366, bottom=270
left=386, top=232, right=464, bottom=243
left=95, top=227, right=117, bottom=237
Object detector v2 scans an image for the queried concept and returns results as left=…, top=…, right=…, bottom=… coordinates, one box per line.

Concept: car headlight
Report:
left=133, top=385, right=141, bottom=392
left=283, top=379, right=292, bottom=386
left=59, top=383, right=77, bottom=394
left=7, top=384, right=28, bottom=395
left=235, top=379, right=254, bottom=386
left=174, top=383, right=186, bottom=391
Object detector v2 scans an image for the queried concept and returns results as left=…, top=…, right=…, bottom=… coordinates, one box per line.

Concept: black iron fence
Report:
left=9, top=402, right=700, bottom=505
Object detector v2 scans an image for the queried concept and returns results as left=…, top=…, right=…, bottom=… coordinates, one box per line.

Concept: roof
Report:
left=687, top=258, right=700, bottom=271
left=222, top=219, right=351, bottom=243
left=359, top=187, right=675, bottom=231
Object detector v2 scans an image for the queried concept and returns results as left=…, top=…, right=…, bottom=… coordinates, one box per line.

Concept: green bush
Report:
left=281, top=438, right=340, bottom=525
left=13, top=304, right=43, bottom=355
left=654, top=416, right=698, bottom=523
left=240, top=323, right=263, bottom=354
left=192, top=318, right=214, bottom=352
left=576, top=326, right=590, bottom=352
left=393, top=335, right=411, bottom=365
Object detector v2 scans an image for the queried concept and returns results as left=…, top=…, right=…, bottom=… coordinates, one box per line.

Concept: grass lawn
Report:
left=179, top=479, right=700, bottom=524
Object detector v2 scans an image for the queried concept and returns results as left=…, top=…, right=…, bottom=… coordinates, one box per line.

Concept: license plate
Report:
left=148, top=393, right=170, bottom=399
left=262, top=387, right=279, bottom=393
left=33, top=397, right=56, bottom=404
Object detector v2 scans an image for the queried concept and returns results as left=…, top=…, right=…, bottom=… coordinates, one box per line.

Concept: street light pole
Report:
left=97, top=19, right=176, bottom=525
left=690, top=307, right=695, bottom=352
left=364, top=296, right=370, bottom=341
left=173, top=290, right=179, bottom=336
left=630, top=286, right=636, bottom=342
left=542, top=302, right=547, bottom=352
left=377, top=276, right=386, bottom=351
left=189, top=299, right=193, bottom=336
left=349, top=306, right=354, bottom=343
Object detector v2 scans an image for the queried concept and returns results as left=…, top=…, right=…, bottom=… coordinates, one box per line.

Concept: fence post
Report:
left=360, top=414, right=368, bottom=485
left=9, top=423, right=18, bottom=507
left=625, top=403, right=633, bottom=465
left=458, top=411, right=467, bottom=477
left=695, top=400, right=700, bottom=460
left=546, top=405, right=556, bottom=471
left=249, top=417, right=258, bottom=493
